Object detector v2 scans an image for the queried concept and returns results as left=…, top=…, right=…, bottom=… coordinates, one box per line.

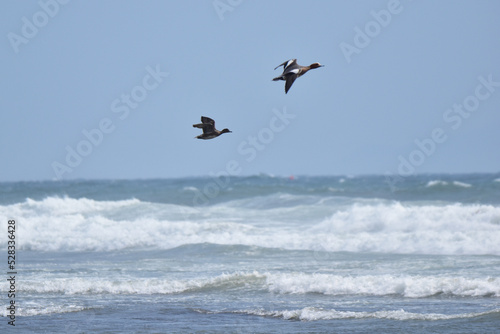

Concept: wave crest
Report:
left=231, top=307, right=500, bottom=321
left=265, top=272, right=500, bottom=298
left=2, top=197, right=500, bottom=255
left=6, top=271, right=498, bottom=298
left=426, top=180, right=472, bottom=188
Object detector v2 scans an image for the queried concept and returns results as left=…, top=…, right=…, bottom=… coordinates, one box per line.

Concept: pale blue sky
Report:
left=1, top=0, right=499, bottom=181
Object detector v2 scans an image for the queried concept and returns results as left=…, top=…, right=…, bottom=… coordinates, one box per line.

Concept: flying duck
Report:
left=193, top=116, right=231, bottom=140
left=272, top=59, right=324, bottom=94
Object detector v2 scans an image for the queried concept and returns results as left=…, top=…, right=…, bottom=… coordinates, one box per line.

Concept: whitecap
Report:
left=3, top=197, right=500, bottom=255
left=426, top=180, right=448, bottom=187
left=3, top=271, right=265, bottom=295
left=452, top=181, right=472, bottom=188
left=0, top=302, right=95, bottom=317
left=263, top=272, right=500, bottom=298
left=182, top=186, right=199, bottom=192
left=235, top=307, right=500, bottom=321
left=426, top=180, right=472, bottom=188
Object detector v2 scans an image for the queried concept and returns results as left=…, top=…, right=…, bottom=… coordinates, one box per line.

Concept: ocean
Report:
left=1, top=174, right=499, bottom=333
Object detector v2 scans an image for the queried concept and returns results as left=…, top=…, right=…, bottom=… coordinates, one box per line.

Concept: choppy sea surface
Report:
left=1, top=174, right=499, bottom=333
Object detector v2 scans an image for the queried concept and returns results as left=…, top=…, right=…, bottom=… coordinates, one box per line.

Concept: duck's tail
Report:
left=272, top=75, right=284, bottom=81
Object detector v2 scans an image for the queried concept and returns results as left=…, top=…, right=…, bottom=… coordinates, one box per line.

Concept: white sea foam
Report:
left=1, top=197, right=500, bottom=255
left=264, top=272, right=500, bottom=297
left=235, top=307, right=500, bottom=321
left=182, top=186, right=199, bottom=192
left=453, top=181, right=472, bottom=188
left=310, top=202, right=500, bottom=255
left=0, top=301, right=93, bottom=317
left=22, top=196, right=141, bottom=215
left=426, top=180, right=448, bottom=187
left=3, top=271, right=498, bottom=298
left=426, top=180, right=472, bottom=188
left=2, top=272, right=265, bottom=296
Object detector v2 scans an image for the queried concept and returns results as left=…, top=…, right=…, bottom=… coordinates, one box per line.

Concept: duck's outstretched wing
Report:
left=274, top=59, right=297, bottom=71
left=201, top=116, right=215, bottom=125
left=284, top=68, right=301, bottom=94
left=284, top=74, right=298, bottom=94
left=192, top=116, right=216, bottom=134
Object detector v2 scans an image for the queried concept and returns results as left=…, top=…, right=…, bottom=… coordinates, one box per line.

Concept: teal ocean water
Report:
left=1, top=174, right=499, bottom=333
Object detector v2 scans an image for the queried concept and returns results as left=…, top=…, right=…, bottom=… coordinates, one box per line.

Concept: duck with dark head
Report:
left=193, top=116, right=232, bottom=140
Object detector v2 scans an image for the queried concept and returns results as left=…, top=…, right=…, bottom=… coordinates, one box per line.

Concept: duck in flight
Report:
left=193, top=116, right=231, bottom=140
left=272, top=59, right=324, bottom=94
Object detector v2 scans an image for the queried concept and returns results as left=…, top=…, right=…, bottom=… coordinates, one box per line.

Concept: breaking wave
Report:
left=3, top=271, right=498, bottom=298
left=1, top=196, right=499, bottom=255
left=225, top=307, right=500, bottom=321
left=426, top=180, right=472, bottom=188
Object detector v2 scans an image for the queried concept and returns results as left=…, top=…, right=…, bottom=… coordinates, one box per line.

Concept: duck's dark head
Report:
left=221, top=128, right=232, bottom=134
left=309, top=62, right=324, bottom=69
